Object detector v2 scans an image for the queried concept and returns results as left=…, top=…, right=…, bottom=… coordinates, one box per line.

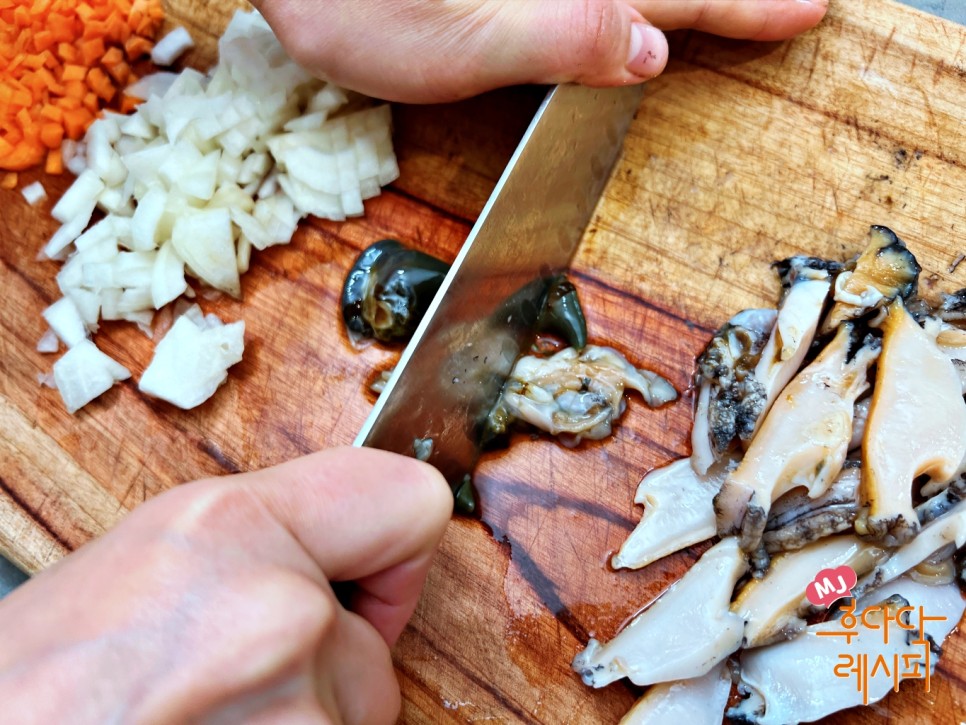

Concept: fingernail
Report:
left=626, top=23, right=668, bottom=79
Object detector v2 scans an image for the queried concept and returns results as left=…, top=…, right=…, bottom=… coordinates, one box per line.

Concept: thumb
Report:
left=255, top=0, right=666, bottom=103
left=238, top=447, right=453, bottom=644
left=489, top=1, right=669, bottom=88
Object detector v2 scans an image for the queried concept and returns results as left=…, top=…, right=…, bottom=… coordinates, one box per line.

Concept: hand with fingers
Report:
left=251, top=0, right=829, bottom=103
left=0, top=448, right=451, bottom=724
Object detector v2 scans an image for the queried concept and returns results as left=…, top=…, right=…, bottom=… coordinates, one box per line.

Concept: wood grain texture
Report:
left=1, top=0, right=965, bottom=723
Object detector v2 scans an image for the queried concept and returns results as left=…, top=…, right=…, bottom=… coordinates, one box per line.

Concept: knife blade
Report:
left=355, top=82, right=643, bottom=490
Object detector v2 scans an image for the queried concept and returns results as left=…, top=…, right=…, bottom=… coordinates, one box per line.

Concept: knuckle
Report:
left=160, top=481, right=257, bottom=545
left=571, top=0, right=623, bottom=70
left=275, top=572, right=338, bottom=641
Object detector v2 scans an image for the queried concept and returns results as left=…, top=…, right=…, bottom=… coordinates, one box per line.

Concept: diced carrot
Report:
left=83, top=92, right=99, bottom=112
left=61, top=63, right=86, bottom=82
left=31, top=29, right=54, bottom=53
left=134, top=15, right=154, bottom=37
left=104, top=59, right=129, bottom=85
left=119, top=94, right=140, bottom=114
left=22, top=53, right=45, bottom=70
left=123, top=35, right=152, bottom=59
left=64, top=79, right=87, bottom=99
left=39, top=122, right=63, bottom=149
left=106, top=14, right=130, bottom=43
left=82, top=19, right=107, bottom=41
left=0, top=0, right=165, bottom=171
left=87, top=66, right=114, bottom=101
left=22, top=72, right=44, bottom=96
left=41, top=50, right=59, bottom=70
left=75, top=2, right=96, bottom=23
left=6, top=52, right=25, bottom=72
left=56, top=42, right=78, bottom=63
left=16, top=107, right=32, bottom=129
left=45, top=147, right=64, bottom=175
left=13, top=5, right=30, bottom=27
left=36, top=67, right=64, bottom=94
left=39, top=104, right=62, bottom=122
left=56, top=96, right=81, bottom=110
left=47, top=13, right=75, bottom=42
left=1, top=172, right=18, bottom=189
left=101, top=46, right=123, bottom=66
left=80, top=37, right=105, bottom=66
left=11, top=87, right=32, bottom=108
left=63, top=107, right=93, bottom=139
left=0, top=142, right=44, bottom=170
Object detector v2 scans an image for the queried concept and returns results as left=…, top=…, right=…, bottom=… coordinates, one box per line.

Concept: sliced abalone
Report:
left=856, top=300, right=966, bottom=547
left=619, top=661, right=731, bottom=725
left=491, top=345, right=677, bottom=445
left=751, top=257, right=833, bottom=435
left=691, top=309, right=776, bottom=475
left=820, top=225, right=920, bottom=334
left=714, top=325, right=879, bottom=557
left=612, top=457, right=735, bottom=570
left=729, top=587, right=960, bottom=725
left=573, top=538, right=747, bottom=688
left=762, top=466, right=860, bottom=554
left=730, top=534, right=885, bottom=648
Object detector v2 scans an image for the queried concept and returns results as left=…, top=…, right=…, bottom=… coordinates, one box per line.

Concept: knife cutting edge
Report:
left=354, top=83, right=644, bottom=503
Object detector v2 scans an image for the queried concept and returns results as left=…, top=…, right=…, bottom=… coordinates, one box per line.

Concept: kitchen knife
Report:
left=354, top=82, right=644, bottom=491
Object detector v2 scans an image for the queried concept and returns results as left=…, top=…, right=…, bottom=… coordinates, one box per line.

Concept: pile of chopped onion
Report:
left=38, top=9, right=399, bottom=413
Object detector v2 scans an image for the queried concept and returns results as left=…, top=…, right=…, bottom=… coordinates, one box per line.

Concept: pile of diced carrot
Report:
left=0, top=0, right=165, bottom=182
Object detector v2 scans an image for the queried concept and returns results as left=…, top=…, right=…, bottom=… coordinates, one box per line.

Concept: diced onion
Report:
left=42, top=296, right=89, bottom=348
left=151, top=26, right=195, bottom=66
left=138, top=312, right=244, bottom=409
left=36, top=328, right=60, bottom=354
left=38, top=9, right=399, bottom=413
left=22, top=181, right=47, bottom=205
left=52, top=339, right=131, bottom=414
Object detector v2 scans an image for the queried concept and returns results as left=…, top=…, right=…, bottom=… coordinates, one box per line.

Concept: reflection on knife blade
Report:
left=354, top=83, right=645, bottom=508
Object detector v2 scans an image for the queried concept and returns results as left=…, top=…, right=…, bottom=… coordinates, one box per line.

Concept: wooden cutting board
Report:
left=2, top=0, right=966, bottom=723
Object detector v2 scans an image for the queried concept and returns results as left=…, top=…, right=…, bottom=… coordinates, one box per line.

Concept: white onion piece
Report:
left=44, top=200, right=97, bottom=259
left=119, top=111, right=154, bottom=139
left=99, top=289, right=122, bottom=320
left=171, top=208, right=240, bottom=297
left=118, top=287, right=153, bottom=314
left=52, top=340, right=131, bottom=414
left=65, top=154, right=88, bottom=176
left=62, top=288, right=100, bottom=329
left=152, top=242, right=188, bottom=308
left=176, top=150, right=220, bottom=200
left=61, top=139, right=78, bottom=163
left=238, top=152, right=270, bottom=185
left=36, top=328, right=60, bottom=354
left=42, top=297, right=90, bottom=348
left=21, top=181, right=47, bottom=205
left=307, top=84, right=347, bottom=114
left=96, top=185, right=133, bottom=215
left=236, top=236, right=252, bottom=274
left=51, top=169, right=103, bottom=223
left=139, top=313, right=244, bottom=409
left=126, top=72, right=179, bottom=100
